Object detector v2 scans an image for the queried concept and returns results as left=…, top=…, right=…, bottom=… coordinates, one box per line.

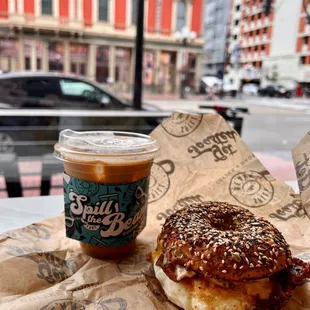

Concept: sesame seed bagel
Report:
left=156, top=201, right=292, bottom=282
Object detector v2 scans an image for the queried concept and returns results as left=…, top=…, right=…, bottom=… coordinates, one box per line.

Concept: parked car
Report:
left=242, top=83, right=259, bottom=95
left=0, top=71, right=160, bottom=111
left=258, top=85, right=292, bottom=98
left=200, top=76, right=238, bottom=97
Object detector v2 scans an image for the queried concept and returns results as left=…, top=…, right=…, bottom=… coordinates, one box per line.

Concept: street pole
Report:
left=219, top=21, right=230, bottom=99
left=180, top=39, right=187, bottom=99
left=133, top=0, right=144, bottom=110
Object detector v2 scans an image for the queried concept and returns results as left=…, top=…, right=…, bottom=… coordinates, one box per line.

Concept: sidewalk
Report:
left=120, top=92, right=206, bottom=101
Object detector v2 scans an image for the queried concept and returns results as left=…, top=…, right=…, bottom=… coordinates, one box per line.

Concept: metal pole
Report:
left=180, top=39, right=187, bottom=99
left=133, top=0, right=145, bottom=110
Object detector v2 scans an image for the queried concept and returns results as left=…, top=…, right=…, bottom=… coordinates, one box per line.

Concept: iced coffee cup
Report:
left=54, top=130, right=159, bottom=260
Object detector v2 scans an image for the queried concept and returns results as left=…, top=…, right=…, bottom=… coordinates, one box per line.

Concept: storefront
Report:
left=0, top=34, right=202, bottom=94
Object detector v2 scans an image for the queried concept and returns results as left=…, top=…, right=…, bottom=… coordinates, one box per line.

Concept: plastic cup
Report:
left=54, top=130, right=159, bottom=259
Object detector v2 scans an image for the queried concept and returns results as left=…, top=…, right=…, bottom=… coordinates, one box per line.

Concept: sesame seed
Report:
left=233, top=264, right=237, bottom=270
left=239, top=266, right=244, bottom=269
left=222, top=270, right=227, bottom=273
left=250, top=263, right=254, bottom=268
left=199, top=266, right=204, bottom=271
left=222, top=260, right=225, bottom=264
left=254, top=252, right=259, bottom=256
left=207, top=253, right=211, bottom=259
left=224, top=252, right=227, bottom=257
left=201, top=253, right=204, bottom=260
left=232, top=252, right=241, bottom=262
left=245, top=258, right=249, bottom=264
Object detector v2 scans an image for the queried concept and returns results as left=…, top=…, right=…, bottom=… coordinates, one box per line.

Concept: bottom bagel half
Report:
left=149, top=249, right=292, bottom=310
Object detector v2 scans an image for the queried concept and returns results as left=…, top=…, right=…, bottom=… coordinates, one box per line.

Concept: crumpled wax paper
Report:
left=0, top=113, right=309, bottom=310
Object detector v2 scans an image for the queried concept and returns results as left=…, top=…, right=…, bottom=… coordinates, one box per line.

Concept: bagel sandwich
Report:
left=147, top=201, right=310, bottom=310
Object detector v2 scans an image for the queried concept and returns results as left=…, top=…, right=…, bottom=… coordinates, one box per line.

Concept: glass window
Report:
left=132, top=0, right=137, bottom=25
left=59, top=78, right=109, bottom=103
left=59, top=79, right=96, bottom=97
left=303, top=36, right=308, bottom=45
left=236, top=4, right=240, bottom=11
left=41, top=0, right=53, bottom=15
left=235, top=19, right=239, bottom=26
left=24, top=78, right=59, bottom=99
left=96, top=46, right=110, bottom=83
left=98, top=0, right=109, bottom=22
left=48, top=42, right=64, bottom=72
left=176, top=0, right=186, bottom=30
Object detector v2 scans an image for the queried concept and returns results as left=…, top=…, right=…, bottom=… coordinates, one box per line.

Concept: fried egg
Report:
left=152, top=250, right=275, bottom=310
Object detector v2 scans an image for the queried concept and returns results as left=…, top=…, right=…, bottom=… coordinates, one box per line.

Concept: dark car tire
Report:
left=285, top=92, right=292, bottom=98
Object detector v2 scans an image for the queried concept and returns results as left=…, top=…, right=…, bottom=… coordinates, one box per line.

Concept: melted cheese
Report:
left=152, top=251, right=274, bottom=310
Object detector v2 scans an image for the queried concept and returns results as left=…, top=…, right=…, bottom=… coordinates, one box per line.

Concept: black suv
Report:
left=0, top=72, right=155, bottom=110
left=0, top=72, right=165, bottom=157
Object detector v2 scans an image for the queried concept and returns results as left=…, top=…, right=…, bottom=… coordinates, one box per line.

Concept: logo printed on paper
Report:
left=5, top=250, right=77, bottom=284
left=188, top=130, right=238, bottom=161
left=64, top=174, right=149, bottom=246
left=161, top=113, right=203, bottom=137
left=229, top=170, right=274, bottom=208
left=40, top=297, right=127, bottom=310
left=156, top=194, right=204, bottom=225
left=269, top=199, right=305, bottom=221
left=4, top=224, right=50, bottom=242
left=295, top=153, right=310, bottom=192
left=148, top=160, right=175, bottom=203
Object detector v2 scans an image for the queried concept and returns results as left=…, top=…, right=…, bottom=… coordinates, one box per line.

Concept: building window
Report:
left=256, top=29, right=260, bottom=35
left=96, top=46, right=109, bottom=83
left=41, top=0, right=53, bottom=15
left=233, top=34, right=237, bottom=40
left=98, top=0, right=109, bottom=22
left=236, top=4, right=241, bottom=11
left=261, top=45, right=265, bottom=51
left=176, top=0, right=186, bottom=30
left=132, top=0, right=137, bottom=25
left=301, top=56, right=306, bottom=65
left=235, top=19, right=239, bottom=26
left=303, top=36, right=308, bottom=45
left=263, top=27, right=267, bottom=34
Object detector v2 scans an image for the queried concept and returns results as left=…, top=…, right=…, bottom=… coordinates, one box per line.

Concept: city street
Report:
left=148, top=96, right=310, bottom=152
left=147, top=96, right=310, bottom=184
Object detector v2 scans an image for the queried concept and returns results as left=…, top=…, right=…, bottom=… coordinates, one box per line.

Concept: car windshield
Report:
left=0, top=0, right=306, bottom=207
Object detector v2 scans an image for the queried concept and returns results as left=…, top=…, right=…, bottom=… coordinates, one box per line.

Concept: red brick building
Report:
left=0, top=0, right=204, bottom=92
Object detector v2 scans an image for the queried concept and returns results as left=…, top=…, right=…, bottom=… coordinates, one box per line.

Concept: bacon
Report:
left=288, top=257, right=310, bottom=286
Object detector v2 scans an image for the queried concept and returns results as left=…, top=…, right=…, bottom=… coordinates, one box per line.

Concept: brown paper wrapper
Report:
left=0, top=113, right=309, bottom=310
left=292, top=131, right=310, bottom=219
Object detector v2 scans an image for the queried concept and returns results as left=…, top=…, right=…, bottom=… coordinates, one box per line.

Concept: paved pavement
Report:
left=147, top=96, right=310, bottom=115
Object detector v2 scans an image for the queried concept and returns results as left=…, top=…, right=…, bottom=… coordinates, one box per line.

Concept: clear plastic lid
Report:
left=54, top=130, right=159, bottom=161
